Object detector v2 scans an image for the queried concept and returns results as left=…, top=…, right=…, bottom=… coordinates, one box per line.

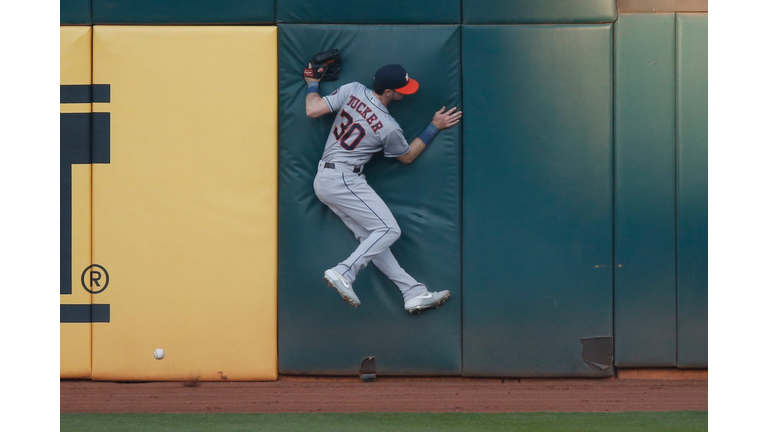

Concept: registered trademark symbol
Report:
left=81, top=264, right=109, bottom=294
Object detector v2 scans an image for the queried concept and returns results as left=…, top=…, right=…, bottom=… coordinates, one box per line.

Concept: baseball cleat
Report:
left=404, top=290, right=451, bottom=313
left=324, top=269, right=360, bottom=308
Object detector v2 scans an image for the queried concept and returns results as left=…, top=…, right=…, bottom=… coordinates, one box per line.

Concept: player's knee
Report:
left=387, top=225, right=401, bottom=242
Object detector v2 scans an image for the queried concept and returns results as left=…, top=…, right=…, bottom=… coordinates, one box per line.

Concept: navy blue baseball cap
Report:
left=373, top=64, right=419, bottom=95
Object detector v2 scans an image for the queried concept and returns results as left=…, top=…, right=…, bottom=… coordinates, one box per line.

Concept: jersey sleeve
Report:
left=323, top=82, right=354, bottom=113
left=382, top=129, right=411, bottom=158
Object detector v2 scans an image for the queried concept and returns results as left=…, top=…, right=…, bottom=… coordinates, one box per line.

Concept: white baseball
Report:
left=153, top=348, right=165, bottom=360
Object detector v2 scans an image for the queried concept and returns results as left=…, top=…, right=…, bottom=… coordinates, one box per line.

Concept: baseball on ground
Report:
left=153, top=348, right=165, bottom=360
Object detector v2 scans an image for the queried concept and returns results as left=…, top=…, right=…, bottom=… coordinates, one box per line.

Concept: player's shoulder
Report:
left=379, top=110, right=401, bottom=127
left=345, top=82, right=368, bottom=93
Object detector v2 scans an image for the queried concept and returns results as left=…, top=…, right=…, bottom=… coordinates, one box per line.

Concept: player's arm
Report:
left=305, top=77, right=332, bottom=118
left=396, top=139, right=427, bottom=165
left=397, top=106, right=462, bottom=164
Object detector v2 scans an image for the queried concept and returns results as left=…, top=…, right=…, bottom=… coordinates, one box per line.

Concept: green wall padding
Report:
left=61, top=0, right=91, bottom=24
left=463, top=0, right=616, bottom=24
left=278, top=25, right=462, bottom=375
left=92, top=1, right=275, bottom=24
left=614, top=13, right=677, bottom=367
left=277, top=0, right=460, bottom=24
left=462, top=25, right=614, bottom=377
left=676, top=13, right=707, bottom=368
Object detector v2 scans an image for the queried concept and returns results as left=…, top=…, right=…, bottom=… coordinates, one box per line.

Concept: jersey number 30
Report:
left=333, top=110, right=366, bottom=151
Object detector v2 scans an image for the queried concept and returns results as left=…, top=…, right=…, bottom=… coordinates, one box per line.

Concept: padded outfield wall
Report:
left=61, top=25, right=279, bottom=381
left=277, top=25, right=462, bottom=376
left=60, top=1, right=708, bottom=379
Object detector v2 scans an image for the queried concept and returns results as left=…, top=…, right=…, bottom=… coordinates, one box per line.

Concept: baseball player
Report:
left=304, top=63, right=462, bottom=313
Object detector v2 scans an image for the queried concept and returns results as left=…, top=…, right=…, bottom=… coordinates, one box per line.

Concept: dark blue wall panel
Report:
left=462, top=24, right=614, bottom=377
left=463, top=0, right=616, bottom=24
left=614, top=13, right=677, bottom=367
left=278, top=25, right=462, bottom=375
left=61, top=0, right=91, bottom=24
left=93, top=1, right=275, bottom=24
left=676, top=13, right=708, bottom=368
left=277, top=0, right=460, bottom=24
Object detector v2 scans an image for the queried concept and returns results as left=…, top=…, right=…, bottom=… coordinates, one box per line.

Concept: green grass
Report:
left=61, top=412, right=707, bottom=431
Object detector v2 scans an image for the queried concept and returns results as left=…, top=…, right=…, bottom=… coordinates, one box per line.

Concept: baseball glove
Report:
left=303, top=49, right=342, bottom=82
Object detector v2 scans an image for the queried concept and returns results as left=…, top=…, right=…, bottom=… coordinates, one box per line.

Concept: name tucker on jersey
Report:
left=345, top=95, right=384, bottom=133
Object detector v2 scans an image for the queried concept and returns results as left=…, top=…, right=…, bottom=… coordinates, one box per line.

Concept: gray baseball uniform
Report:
left=313, top=82, right=428, bottom=301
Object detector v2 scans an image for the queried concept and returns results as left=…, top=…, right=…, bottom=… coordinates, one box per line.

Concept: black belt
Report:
left=324, top=162, right=361, bottom=173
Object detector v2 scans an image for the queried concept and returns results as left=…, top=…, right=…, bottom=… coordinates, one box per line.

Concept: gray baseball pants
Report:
left=313, top=161, right=427, bottom=301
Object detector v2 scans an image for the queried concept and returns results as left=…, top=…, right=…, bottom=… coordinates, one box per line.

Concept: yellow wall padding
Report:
left=91, top=26, right=278, bottom=381
left=60, top=25, right=93, bottom=379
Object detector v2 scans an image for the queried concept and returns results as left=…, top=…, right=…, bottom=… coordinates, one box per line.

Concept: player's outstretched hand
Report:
left=432, top=106, right=462, bottom=130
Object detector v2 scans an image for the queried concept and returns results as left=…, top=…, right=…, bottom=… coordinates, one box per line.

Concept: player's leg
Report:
left=334, top=194, right=449, bottom=312
left=315, top=169, right=373, bottom=245
left=370, top=249, right=428, bottom=301
left=314, top=168, right=364, bottom=307
left=322, top=173, right=402, bottom=284
left=315, top=169, right=448, bottom=311
left=330, top=207, right=370, bottom=243
left=331, top=207, right=428, bottom=301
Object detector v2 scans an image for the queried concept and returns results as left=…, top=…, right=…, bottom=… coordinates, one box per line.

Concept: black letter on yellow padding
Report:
left=60, top=84, right=110, bottom=296
left=60, top=84, right=111, bottom=104
left=60, top=304, right=110, bottom=323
